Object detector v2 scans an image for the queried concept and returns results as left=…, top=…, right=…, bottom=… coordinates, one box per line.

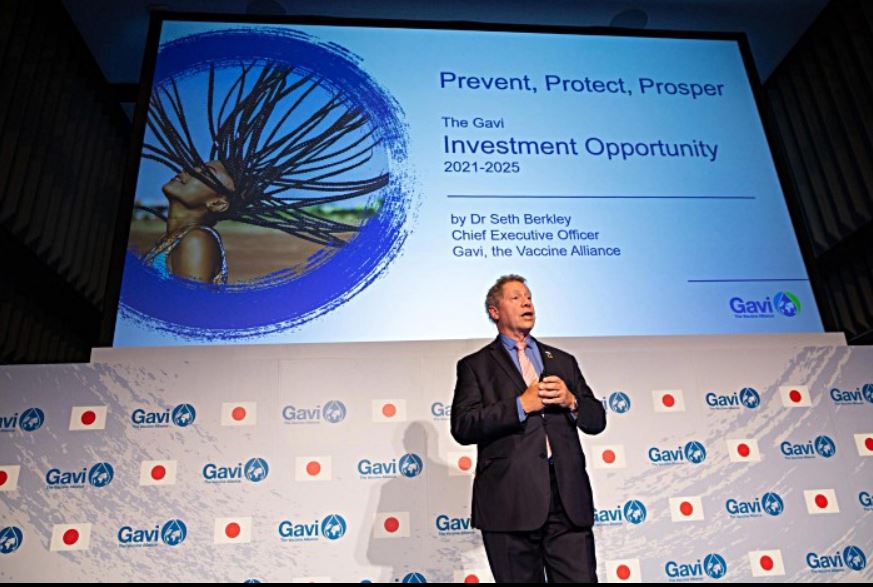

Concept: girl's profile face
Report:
left=162, top=160, right=235, bottom=209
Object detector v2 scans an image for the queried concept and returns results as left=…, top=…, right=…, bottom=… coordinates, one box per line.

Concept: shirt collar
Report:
left=499, top=333, right=535, bottom=352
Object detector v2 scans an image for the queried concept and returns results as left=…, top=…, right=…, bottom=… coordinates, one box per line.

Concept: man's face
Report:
left=490, top=281, right=535, bottom=335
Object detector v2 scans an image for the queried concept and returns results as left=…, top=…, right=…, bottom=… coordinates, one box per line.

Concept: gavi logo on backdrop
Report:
left=278, top=514, right=347, bottom=542
left=0, top=527, right=23, bottom=554
left=283, top=400, right=347, bottom=425
left=605, top=392, right=632, bottom=414
left=434, top=513, right=473, bottom=536
left=780, top=435, right=837, bottom=460
left=648, top=441, right=707, bottom=466
left=725, top=492, right=784, bottom=518
left=202, top=458, right=269, bottom=484
left=829, top=384, right=873, bottom=406
left=0, top=408, right=44, bottom=432
left=357, top=453, right=423, bottom=480
left=594, top=500, right=648, bottom=527
left=118, top=519, right=188, bottom=548
left=706, top=387, right=761, bottom=410
left=45, top=462, right=114, bottom=489
left=431, top=401, right=451, bottom=421
left=664, top=553, right=728, bottom=581
left=806, top=546, right=867, bottom=573
left=131, top=403, right=196, bottom=429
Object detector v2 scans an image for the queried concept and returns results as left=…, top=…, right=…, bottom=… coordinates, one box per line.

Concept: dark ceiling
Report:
left=63, top=0, right=829, bottom=88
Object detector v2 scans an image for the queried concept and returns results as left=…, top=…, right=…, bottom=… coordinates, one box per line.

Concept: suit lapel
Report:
left=531, top=336, right=553, bottom=376
left=488, top=337, right=527, bottom=392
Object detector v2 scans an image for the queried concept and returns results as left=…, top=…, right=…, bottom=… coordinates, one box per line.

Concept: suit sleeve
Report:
left=450, top=358, right=524, bottom=446
left=569, top=357, right=607, bottom=435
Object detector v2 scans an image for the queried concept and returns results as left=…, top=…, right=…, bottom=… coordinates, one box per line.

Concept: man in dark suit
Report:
left=451, top=274, right=606, bottom=583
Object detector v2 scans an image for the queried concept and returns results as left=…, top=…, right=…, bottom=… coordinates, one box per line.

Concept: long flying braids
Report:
left=142, top=62, right=388, bottom=247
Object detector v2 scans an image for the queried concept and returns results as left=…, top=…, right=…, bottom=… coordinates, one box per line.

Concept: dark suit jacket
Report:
left=450, top=336, right=606, bottom=532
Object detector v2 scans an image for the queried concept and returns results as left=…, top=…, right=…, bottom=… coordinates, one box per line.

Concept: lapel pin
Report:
left=545, top=351, right=554, bottom=359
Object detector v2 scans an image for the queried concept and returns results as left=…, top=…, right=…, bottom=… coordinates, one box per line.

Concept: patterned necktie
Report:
left=516, top=341, right=539, bottom=386
left=516, top=341, right=552, bottom=459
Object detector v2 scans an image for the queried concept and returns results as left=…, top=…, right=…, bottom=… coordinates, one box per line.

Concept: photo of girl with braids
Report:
left=129, top=61, right=388, bottom=285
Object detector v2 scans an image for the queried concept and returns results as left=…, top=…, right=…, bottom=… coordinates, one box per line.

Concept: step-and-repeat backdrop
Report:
left=1, top=338, right=871, bottom=582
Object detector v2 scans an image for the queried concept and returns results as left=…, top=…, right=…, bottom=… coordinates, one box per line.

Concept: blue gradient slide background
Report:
left=114, top=21, right=823, bottom=346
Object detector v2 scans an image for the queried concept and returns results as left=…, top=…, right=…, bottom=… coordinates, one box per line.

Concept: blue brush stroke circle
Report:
left=120, top=28, right=411, bottom=339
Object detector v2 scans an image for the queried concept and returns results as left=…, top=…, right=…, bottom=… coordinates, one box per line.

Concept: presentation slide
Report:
left=114, top=19, right=823, bottom=346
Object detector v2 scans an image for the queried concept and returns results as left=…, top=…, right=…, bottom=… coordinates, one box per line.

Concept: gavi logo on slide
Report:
left=730, top=291, right=801, bottom=319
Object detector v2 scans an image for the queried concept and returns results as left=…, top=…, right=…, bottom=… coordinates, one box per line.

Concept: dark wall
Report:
left=0, top=0, right=130, bottom=363
left=764, top=0, right=873, bottom=344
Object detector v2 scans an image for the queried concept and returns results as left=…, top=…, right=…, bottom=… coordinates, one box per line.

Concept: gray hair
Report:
left=485, top=274, right=527, bottom=323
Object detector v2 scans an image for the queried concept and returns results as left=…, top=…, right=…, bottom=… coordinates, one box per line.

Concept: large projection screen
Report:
left=113, top=16, right=824, bottom=346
